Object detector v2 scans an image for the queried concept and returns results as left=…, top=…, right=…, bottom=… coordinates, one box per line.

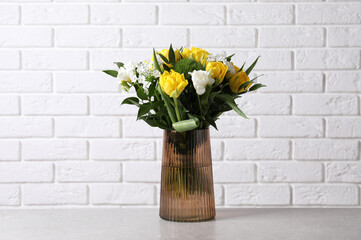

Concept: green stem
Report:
left=157, top=84, right=176, bottom=123
left=173, top=97, right=181, bottom=122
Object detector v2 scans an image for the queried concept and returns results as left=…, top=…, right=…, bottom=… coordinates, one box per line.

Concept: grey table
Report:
left=0, top=208, right=360, bottom=240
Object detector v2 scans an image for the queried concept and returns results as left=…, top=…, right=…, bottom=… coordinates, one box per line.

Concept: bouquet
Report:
left=103, top=45, right=264, bottom=132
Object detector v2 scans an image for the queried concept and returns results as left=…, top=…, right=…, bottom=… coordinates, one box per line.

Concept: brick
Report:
left=91, top=4, right=157, bottom=25
left=0, top=118, right=52, bottom=137
left=226, top=185, right=290, bottom=205
left=260, top=72, right=323, bottom=93
left=0, top=141, right=20, bottom=161
left=0, top=51, right=20, bottom=69
left=0, top=96, right=19, bottom=115
left=0, top=27, right=52, bottom=47
left=123, top=117, right=163, bottom=138
left=55, top=27, right=121, bottom=47
left=235, top=94, right=291, bottom=115
left=294, top=140, right=359, bottom=160
left=328, top=27, right=361, bottom=47
left=327, top=118, right=361, bottom=137
left=214, top=184, right=223, bottom=206
left=259, top=162, right=323, bottom=183
left=293, top=185, right=358, bottom=205
left=213, top=163, right=255, bottom=183
left=0, top=72, right=52, bottom=93
left=57, top=162, right=121, bottom=182
left=90, top=140, right=155, bottom=160
left=0, top=185, right=20, bottom=206
left=160, top=5, right=225, bottom=25
left=22, top=95, right=88, bottom=115
left=228, top=4, right=293, bottom=24
left=210, top=117, right=255, bottom=138
left=293, top=95, right=358, bottom=115
left=260, top=27, right=324, bottom=47
left=0, top=163, right=53, bottom=182
left=0, top=5, right=19, bottom=24
left=23, top=4, right=89, bottom=24
left=190, top=28, right=256, bottom=48
left=225, top=140, right=290, bottom=160
left=90, top=95, right=137, bottom=116
left=23, top=140, right=88, bottom=160
left=90, top=49, right=149, bottom=70
left=55, top=72, right=119, bottom=93
left=230, top=50, right=293, bottom=70
left=23, top=184, right=87, bottom=205
left=259, top=117, right=324, bottom=138
left=326, top=163, right=361, bottom=183
left=123, top=28, right=187, bottom=48
left=211, top=139, right=223, bottom=161
left=55, top=117, right=120, bottom=138
left=90, top=184, right=155, bottom=205
left=296, top=49, right=360, bottom=70
left=123, top=162, right=161, bottom=182
left=326, top=72, right=361, bottom=92
left=23, top=50, right=88, bottom=70
left=297, top=4, right=361, bottom=24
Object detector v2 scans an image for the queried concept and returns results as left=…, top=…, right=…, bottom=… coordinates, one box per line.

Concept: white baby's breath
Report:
left=190, top=70, right=215, bottom=95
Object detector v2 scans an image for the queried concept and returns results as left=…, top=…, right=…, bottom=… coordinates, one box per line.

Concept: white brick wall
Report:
left=0, top=0, right=360, bottom=208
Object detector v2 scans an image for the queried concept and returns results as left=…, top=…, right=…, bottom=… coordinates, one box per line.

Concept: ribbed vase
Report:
left=159, top=129, right=216, bottom=222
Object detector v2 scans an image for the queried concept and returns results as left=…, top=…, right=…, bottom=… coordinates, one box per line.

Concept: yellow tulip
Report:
left=229, top=71, right=251, bottom=93
left=159, top=70, right=188, bottom=98
left=205, top=62, right=228, bottom=84
left=182, top=47, right=209, bottom=64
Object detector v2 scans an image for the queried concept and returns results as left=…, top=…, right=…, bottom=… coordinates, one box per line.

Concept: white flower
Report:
left=190, top=70, right=215, bottom=95
left=152, top=69, right=161, bottom=78
left=117, top=67, right=130, bottom=83
left=125, top=61, right=138, bottom=82
left=225, top=61, right=236, bottom=75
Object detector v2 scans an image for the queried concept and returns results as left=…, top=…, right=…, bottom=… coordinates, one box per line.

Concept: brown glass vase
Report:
left=159, top=129, right=216, bottom=222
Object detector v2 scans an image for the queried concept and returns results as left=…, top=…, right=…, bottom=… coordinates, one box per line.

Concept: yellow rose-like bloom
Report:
left=206, top=62, right=228, bottom=84
left=159, top=49, right=182, bottom=68
left=229, top=71, right=251, bottom=93
left=159, top=70, right=188, bottom=98
left=182, top=47, right=209, bottom=64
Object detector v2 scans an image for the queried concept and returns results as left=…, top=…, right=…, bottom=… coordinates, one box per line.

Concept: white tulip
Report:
left=117, top=67, right=130, bottom=82
left=190, top=70, right=215, bottom=95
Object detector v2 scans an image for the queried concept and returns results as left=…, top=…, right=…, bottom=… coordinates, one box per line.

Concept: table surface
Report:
left=0, top=208, right=360, bottom=240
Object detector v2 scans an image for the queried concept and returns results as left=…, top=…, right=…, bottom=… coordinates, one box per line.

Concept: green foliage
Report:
left=173, top=58, right=203, bottom=79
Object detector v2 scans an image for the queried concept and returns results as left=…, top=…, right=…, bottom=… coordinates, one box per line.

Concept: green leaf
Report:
left=225, top=53, right=235, bottom=62
left=103, top=70, right=118, bottom=78
left=216, top=94, right=248, bottom=119
left=152, top=48, right=162, bottom=73
left=205, top=115, right=218, bottom=130
left=168, top=44, right=175, bottom=65
left=137, top=103, right=151, bottom=119
left=114, top=62, right=124, bottom=68
left=136, top=86, right=148, bottom=100
left=245, top=56, right=260, bottom=75
left=249, top=83, right=266, bottom=91
left=239, top=62, right=246, bottom=72
left=157, top=84, right=177, bottom=123
left=157, top=53, right=171, bottom=64
left=238, top=80, right=253, bottom=92
left=121, top=97, right=140, bottom=107
left=172, top=118, right=199, bottom=132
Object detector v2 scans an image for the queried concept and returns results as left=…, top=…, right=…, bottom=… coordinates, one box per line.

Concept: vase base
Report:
left=159, top=213, right=216, bottom=222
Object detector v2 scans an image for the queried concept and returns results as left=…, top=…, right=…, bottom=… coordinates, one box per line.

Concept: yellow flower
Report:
left=229, top=71, right=251, bottom=93
left=159, top=49, right=182, bottom=68
left=205, top=62, right=228, bottom=84
left=182, top=47, right=209, bottom=64
left=159, top=70, right=188, bottom=98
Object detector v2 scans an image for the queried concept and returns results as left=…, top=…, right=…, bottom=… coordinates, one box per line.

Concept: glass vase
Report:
left=159, top=129, right=216, bottom=222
